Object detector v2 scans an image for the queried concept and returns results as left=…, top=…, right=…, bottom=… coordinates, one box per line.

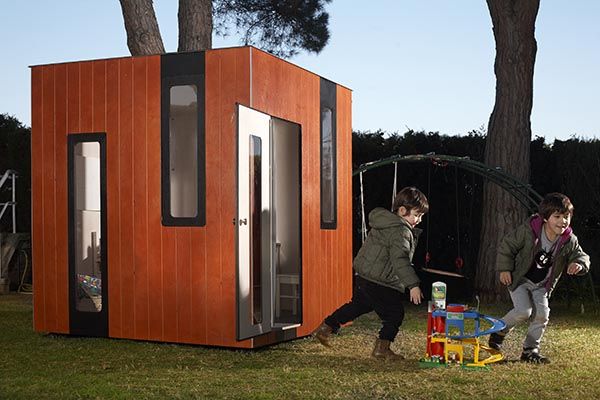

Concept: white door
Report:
left=236, top=105, right=273, bottom=340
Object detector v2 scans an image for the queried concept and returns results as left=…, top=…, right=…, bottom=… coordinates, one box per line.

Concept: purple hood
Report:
left=529, top=214, right=572, bottom=290
left=529, top=214, right=572, bottom=247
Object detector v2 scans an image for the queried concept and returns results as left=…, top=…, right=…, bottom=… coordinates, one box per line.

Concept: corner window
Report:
left=320, top=78, right=337, bottom=229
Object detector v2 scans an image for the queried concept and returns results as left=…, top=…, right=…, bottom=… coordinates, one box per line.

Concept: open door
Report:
left=68, top=133, right=108, bottom=337
left=236, top=105, right=302, bottom=341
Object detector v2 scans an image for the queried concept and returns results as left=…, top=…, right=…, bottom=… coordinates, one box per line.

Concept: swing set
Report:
left=354, top=153, right=542, bottom=278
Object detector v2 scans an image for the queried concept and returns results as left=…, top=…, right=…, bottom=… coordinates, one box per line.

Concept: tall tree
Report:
left=476, top=0, right=540, bottom=301
left=178, top=0, right=213, bottom=52
left=118, top=0, right=331, bottom=57
left=119, top=0, right=165, bottom=55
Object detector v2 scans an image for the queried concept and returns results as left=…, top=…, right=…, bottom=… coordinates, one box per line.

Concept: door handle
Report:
left=239, top=218, right=248, bottom=225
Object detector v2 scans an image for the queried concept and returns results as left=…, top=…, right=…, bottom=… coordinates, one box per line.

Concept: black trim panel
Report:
left=319, top=78, right=337, bottom=230
left=160, top=52, right=206, bottom=226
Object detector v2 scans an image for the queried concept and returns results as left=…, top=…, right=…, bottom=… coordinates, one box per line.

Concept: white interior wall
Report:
left=272, top=118, right=301, bottom=275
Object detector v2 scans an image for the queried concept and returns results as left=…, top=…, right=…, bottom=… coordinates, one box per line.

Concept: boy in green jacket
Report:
left=489, top=193, right=590, bottom=363
left=312, top=187, right=428, bottom=359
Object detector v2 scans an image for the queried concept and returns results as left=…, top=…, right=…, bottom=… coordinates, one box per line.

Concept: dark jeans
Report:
left=324, top=275, right=405, bottom=341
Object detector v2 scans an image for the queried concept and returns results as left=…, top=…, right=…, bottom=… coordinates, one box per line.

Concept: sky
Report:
left=2, top=1, right=599, bottom=141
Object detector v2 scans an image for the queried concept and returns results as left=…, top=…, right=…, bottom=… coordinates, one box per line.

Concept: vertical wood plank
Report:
left=176, top=229, right=192, bottom=342
left=162, top=225, right=178, bottom=342
left=146, top=56, right=164, bottom=341
left=310, top=74, right=321, bottom=332
left=54, top=64, right=69, bottom=333
left=80, top=62, right=93, bottom=133
left=93, top=61, right=107, bottom=133
left=106, top=58, right=122, bottom=337
left=339, top=87, right=353, bottom=304
left=42, top=65, right=57, bottom=331
left=67, top=64, right=80, bottom=134
left=118, top=57, right=135, bottom=338
left=204, top=51, right=223, bottom=344
left=133, top=56, right=149, bottom=340
left=190, top=225, right=206, bottom=343
left=66, top=63, right=80, bottom=333
left=31, top=66, right=45, bottom=332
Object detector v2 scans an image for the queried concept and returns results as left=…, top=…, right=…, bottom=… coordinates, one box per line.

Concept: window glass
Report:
left=74, top=142, right=102, bottom=312
left=249, top=135, right=262, bottom=324
left=169, top=85, right=198, bottom=218
left=321, top=107, right=335, bottom=224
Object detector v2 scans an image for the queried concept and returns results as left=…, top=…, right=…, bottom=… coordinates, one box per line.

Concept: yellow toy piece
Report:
left=424, top=335, right=504, bottom=369
left=420, top=298, right=506, bottom=370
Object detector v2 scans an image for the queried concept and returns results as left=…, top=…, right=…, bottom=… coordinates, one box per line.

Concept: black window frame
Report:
left=319, top=77, right=337, bottom=230
left=67, top=132, right=108, bottom=337
left=161, top=52, right=206, bottom=227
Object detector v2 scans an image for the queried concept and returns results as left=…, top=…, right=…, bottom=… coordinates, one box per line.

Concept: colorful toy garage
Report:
left=420, top=282, right=506, bottom=369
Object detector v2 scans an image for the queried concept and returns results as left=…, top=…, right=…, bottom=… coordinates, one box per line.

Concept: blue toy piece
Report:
left=432, top=307, right=506, bottom=340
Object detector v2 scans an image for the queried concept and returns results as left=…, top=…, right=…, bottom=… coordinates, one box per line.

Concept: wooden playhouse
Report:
left=30, top=46, right=352, bottom=348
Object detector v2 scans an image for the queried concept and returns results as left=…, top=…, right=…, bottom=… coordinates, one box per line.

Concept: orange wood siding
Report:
left=41, top=65, right=57, bottom=333
left=54, top=64, right=69, bottom=333
left=31, top=47, right=351, bottom=348
left=204, top=47, right=252, bottom=347
left=146, top=58, right=163, bottom=342
left=31, top=66, right=45, bottom=332
left=336, top=85, right=354, bottom=316
left=105, top=58, right=122, bottom=337
left=248, top=48, right=353, bottom=342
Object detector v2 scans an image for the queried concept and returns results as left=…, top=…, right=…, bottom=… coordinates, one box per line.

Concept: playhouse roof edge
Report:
left=28, top=45, right=352, bottom=92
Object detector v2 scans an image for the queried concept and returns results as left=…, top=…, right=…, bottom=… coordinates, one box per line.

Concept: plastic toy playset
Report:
left=419, top=282, right=506, bottom=370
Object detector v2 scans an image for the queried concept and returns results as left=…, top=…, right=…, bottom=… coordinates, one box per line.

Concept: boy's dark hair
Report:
left=392, top=187, right=429, bottom=214
left=538, top=192, right=574, bottom=220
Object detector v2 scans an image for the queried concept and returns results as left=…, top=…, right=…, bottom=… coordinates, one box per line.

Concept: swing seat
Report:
left=421, top=267, right=464, bottom=278
left=419, top=267, right=470, bottom=303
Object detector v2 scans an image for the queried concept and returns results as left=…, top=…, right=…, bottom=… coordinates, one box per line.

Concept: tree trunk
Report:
left=119, top=0, right=165, bottom=56
left=476, top=0, right=540, bottom=302
left=178, top=0, right=213, bottom=52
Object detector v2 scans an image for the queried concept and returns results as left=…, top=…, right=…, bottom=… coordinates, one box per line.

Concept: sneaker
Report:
left=488, top=332, right=505, bottom=351
left=520, top=350, right=550, bottom=364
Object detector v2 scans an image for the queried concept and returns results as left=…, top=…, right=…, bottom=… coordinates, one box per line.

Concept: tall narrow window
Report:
left=169, top=85, right=198, bottom=218
left=74, top=141, right=102, bottom=312
left=161, top=52, right=205, bottom=226
left=320, top=78, right=337, bottom=229
left=68, top=133, right=108, bottom=338
left=249, top=135, right=263, bottom=324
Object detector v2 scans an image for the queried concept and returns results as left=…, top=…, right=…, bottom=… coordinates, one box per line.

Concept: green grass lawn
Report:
left=1, top=293, right=599, bottom=399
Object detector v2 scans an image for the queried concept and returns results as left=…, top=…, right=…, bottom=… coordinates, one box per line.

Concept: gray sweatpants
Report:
left=501, top=279, right=550, bottom=352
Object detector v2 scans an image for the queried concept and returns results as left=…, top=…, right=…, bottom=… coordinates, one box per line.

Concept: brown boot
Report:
left=372, top=338, right=404, bottom=360
left=312, top=322, right=333, bottom=347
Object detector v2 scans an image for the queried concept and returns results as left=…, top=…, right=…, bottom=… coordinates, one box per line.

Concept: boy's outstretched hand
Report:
left=409, top=287, right=423, bottom=305
left=567, top=263, right=583, bottom=275
left=499, top=271, right=512, bottom=286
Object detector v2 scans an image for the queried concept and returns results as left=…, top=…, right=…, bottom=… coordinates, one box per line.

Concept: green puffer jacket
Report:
left=496, top=214, right=590, bottom=297
left=354, top=207, right=421, bottom=293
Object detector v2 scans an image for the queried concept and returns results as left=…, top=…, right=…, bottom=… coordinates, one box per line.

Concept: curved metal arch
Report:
left=353, top=153, right=542, bottom=214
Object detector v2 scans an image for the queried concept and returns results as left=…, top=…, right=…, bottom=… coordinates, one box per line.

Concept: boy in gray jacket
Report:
left=313, top=187, right=428, bottom=359
left=489, top=193, right=590, bottom=363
